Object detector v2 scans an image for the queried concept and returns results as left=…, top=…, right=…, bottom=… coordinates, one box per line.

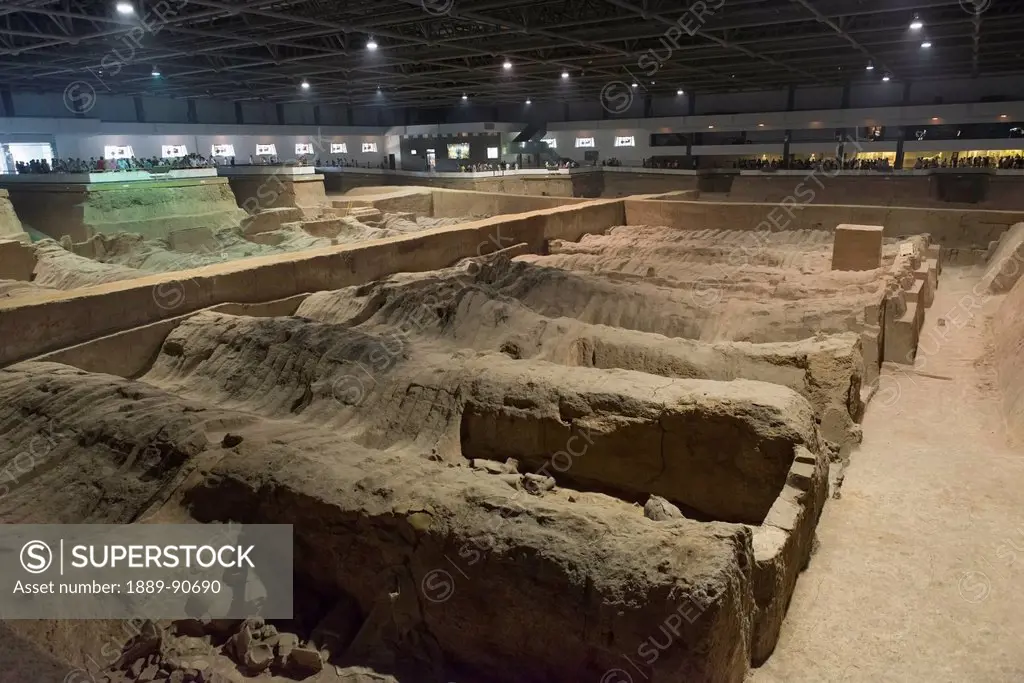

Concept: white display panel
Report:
left=104, top=145, right=134, bottom=159
left=361, top=142, right=378, bottom=153
left=256, top=144, right=277, bottom=156
left=487, top=147, right=499, bottom=159
left=614, top=136, right=636, bottom=147
left=162, top=145, right=188, bottom=158
left=540, top=138, right=557, bottom=149
left=575, top=137, right=595, bottom=148
left=295, top=143, right=313, bottom=155
left=330, top=143, right=347, bottom=154
left=210, top=144, right=235, bottom=157
left=447, top=142, right=470, bottom=159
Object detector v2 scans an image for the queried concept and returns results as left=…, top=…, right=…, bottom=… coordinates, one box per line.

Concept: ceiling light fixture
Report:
left=561, top=71, right=569, bottom=79
left=461, top=93, right=468, bottom=100
left=921, top=41, right=932, bottom=48
left=758, top=123, right=765, bottom=127
left=525, top=99, right=532, bottom=104
left=503, top=60, right=512, bottom=70
left=115, top=2, right=134, bottom=14
left=631, top=82, right=638, bottom=88
left=866, top=62, right=874, bottom=71
left=151, top=67, right=160, bottom=77
left=300, top=80, right=310, bottom=89
left=676, top=89, right=684, bottom=95
left=708, top=124, right=714, bottom=129
left=1000, top=114, right=1009, bottom=119
left=882, top=74, right=891, bottom=82
left=910, top=16, right=923, bottom=30
left=366, top=38, right=378, bottom=51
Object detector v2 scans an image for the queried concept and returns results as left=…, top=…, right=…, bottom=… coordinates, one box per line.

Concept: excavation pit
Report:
left=0, top=189, right=954, bottom=683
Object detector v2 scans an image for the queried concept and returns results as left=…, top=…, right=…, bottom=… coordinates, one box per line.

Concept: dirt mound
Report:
left=1, top=356, right=801, bottom=682
left=32, top=239, right=146, bottom=289
left=993, top=273, right=1024, bottom=443
left=295, top=257, right=863, bottom=448
left=982, top=222, right=1024, bottom=293
left=25, top=212, right=461, bottom=292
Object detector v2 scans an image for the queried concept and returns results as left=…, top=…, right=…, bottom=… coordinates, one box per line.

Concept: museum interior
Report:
left=1, top=0, right=1024, bottom=681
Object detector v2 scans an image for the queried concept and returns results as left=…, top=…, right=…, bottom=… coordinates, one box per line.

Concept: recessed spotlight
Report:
left=300, top=80, right=310, bottom=89
left=503, top=60, right=512, bottom=70
left=366, top=38, right=378, bottom=51
left=525, top=99, right=531, bottom=105
left=115, top=1, right=133, bottom=14
left=676, top=89, right=683, bottom=95
left=561, top=71, right=569, bottom=79
left=882, top=74, right=891, bottom=82
left=921, top=41, right=932, bottom=49
left=866, top=63, right=875, bottom=71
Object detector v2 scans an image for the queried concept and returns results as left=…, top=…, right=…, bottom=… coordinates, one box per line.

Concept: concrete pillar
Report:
left=895, top=129, right=907, bottom=170
left=0, top=87, right=13, bottom=117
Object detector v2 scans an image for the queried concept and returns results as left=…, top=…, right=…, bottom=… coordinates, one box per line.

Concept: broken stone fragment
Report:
left=266, top=632, right=299, bottom=664
left=226, top=624, right=252, bottom=665
left=281, top=646, right=324, bottom=677
left=470, top=458, right=507, bottom=474
left=521, top=472, right=556, bottom=495
left=243, top=643, right=274, bottom=673
left=406, top=510, right=433, bottom=531
left=644, top=495, right=685, bottom=521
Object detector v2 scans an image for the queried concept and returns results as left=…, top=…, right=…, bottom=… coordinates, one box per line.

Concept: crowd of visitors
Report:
left=731, top=156, right=891, bottom=171
left=317, top=158, right=382, bottom=168
left=457, top=161, right=522, bottom=172
left=913, top=155, right=1024, bottom=169
left=642, top=158, right=690, bottom=169
left=14, top=154, right=220, bottom=174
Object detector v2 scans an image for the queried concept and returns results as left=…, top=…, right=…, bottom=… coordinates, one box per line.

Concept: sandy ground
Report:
left=750, top=266, right=1024, bottom=682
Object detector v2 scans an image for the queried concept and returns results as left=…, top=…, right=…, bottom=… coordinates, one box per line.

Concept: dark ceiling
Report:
left=0, top=0, right=1021, bottom=109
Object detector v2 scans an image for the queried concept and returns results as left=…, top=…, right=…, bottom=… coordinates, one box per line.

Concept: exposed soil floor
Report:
left=750, top=266, right=1024, bottom=683
left=0, top=225, right=882, bottom=683
left=11, top=212, right=460, bottom=292
left=0, top=224, right=952, bottom=682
